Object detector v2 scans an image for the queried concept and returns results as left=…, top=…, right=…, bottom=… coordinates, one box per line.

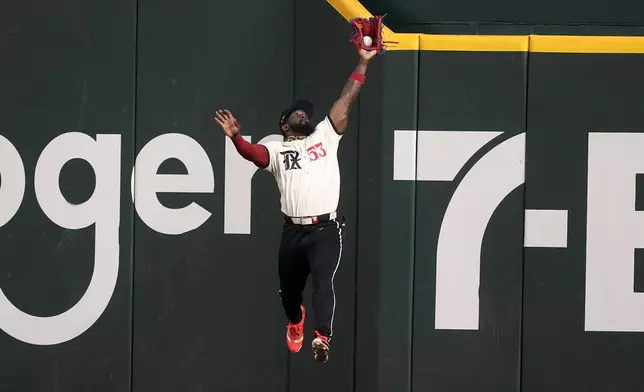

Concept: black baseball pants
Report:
left=278, top=216, right=345, bottom=340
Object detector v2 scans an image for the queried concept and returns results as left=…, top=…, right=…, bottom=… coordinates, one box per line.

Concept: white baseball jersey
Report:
left=261, top=116, right=343, bottom=218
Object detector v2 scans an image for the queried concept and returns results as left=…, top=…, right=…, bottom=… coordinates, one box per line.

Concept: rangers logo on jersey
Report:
left=281, top=150, right=302, bottom=170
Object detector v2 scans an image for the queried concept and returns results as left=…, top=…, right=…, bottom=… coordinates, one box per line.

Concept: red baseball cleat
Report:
left=286, top=306, right=306, bottom=353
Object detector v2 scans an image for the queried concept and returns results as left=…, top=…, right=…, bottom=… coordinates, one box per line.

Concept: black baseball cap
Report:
left=279, top=99, right=314, bottom=126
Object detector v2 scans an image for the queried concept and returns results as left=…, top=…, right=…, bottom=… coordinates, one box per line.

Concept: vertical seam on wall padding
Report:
left=409, top=33, right=420, bottom=392
left=129, top=0, right=139, bottom=390
left=518, top=36, right=532, bottom=392
left=352, top=63, right=361, bottom=392
left=286, top=0, right=295, bottom=390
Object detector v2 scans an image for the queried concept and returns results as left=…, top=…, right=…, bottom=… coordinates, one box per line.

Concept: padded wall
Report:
left=2, top=1, right=644, bottom=391
left=0, top=0, right=135, bottom=391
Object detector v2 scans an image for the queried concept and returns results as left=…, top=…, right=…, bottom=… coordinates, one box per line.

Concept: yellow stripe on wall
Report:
left=326, top=0, right=396, bottom=37
left=326, top=0, right=644, bottom=54
left=385, top=33, right=420, bottom=51
left=530, top=35, right=644, bottom=54
left=419, top=34, right=528, bottom=52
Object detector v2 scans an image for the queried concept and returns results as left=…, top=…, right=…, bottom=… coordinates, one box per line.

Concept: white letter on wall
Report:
left=586, top=132, right=644, bottom=332
left=434, top=132, right=524, bottom=330
left=0, top=135, right=25, bottom=227
left=0, top=132, right=121, bottom=345
left=132, top=133, right=214, bottom=235
left=224, top=134, right=281, bottom=234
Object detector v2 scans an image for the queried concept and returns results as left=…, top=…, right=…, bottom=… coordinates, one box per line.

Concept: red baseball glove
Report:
left=349, top=15, right=389, bottom=54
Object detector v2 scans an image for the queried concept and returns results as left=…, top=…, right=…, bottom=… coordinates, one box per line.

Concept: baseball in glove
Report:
left=349, top=15, right=392, bottom=54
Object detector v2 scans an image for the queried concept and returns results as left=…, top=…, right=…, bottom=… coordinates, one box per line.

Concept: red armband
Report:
left=350, top=72, right=365, bottom=84
left=231, top=134, right=269, bottom=168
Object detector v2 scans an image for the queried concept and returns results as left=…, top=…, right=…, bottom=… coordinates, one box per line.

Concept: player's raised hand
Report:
left=358, top=48, right=378, bottom=62
left=214, top=109, right=241, bottom=137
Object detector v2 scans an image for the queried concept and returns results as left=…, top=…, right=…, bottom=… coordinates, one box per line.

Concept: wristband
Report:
left=350, top=72, right=365, bottom=84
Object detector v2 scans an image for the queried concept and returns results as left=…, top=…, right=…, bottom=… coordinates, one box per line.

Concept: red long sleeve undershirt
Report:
left=231, top=134, right=269, bottom=168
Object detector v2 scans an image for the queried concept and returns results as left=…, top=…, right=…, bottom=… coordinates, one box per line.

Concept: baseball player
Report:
left=215, top=48, right=377, bottom=363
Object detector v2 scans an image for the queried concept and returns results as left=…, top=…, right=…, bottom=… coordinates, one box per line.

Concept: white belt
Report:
left=288, top=211, right=337, bottom=225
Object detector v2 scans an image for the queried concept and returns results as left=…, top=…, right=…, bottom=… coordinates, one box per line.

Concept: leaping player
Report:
left=215, top=47, right=377, bottom=363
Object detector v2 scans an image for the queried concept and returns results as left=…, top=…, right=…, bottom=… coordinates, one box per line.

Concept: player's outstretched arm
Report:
left=215, top=109, right=269, bottom=168
left=329, top=49, right=377, bottom=134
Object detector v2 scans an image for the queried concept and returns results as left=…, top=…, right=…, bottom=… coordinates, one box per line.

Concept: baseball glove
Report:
left=349, top=15, right=390, bottom=54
